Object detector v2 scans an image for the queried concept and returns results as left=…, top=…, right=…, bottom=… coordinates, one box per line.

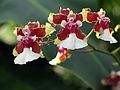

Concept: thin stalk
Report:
left=86, top=29, right=94, bottom=39
left=88, top=43, right=120, bottom=66
left=111, top=47, right=120, bottom=54
left=73, top=49, right=95, bottom=53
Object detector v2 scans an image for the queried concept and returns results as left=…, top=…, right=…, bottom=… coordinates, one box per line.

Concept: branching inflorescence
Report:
left=13, top=8, right=119, bottom=66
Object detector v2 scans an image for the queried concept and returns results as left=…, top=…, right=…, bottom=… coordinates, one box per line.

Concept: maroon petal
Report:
left=87, top=12, right=99, bottom=22
left=101, top=19, right=109, bottom=29
left=15, top=42, right=24, bottom=54
left=53, top=14, right=67, bottom=24
left=76, top=13, right=83, bottom=22
left=60, top=8, right=70, bottom=15
left=28, top=22, right=39, bottom=30
left=31, top=42, right=41, bottom=53
left=17, top=28, right=24, bottom=36
left=93, top=21, right=101, bottom=32
left=30, top=27, right=46, bottom=37
left=75, top=29, right=85, bottom=39
left=57, top=28, right=70, bottom=41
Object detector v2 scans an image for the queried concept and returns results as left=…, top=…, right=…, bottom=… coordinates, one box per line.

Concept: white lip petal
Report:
left=99, top=29, right=117, bottom=44
left=49, top=52, right=61, bottom=65
left=58, top=33, right=88, bottom=50
left=14, top=48, right=40, bottom=65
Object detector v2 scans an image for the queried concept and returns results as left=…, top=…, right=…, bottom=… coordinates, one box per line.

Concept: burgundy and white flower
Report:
left=102, top=71, right=120, bottom=90
left=86, top=8, right=117, bottom=44
left=13, top=22, right=46, bottom=65
left=48, top=8, right=88, bottom=50
left=49, top=46, right=70, bottom=65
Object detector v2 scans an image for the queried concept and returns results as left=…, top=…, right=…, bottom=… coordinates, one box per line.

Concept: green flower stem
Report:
left=39, top=40, right=55, bottom=44
left=86, top=29, right=94, bottom=39
left=88, top=43, right=120, bottom=66
left=111, top=47, right=120, bottom=54
left=73, top=49, right=95, bottom=53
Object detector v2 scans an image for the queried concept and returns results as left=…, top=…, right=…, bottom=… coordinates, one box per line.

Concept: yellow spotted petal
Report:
left=115, top=24, right=120, bottom=32
left=45, top=23, right=56, bottom=36
left=13, top=48, right=18, bottom=56
left=54, top=38, right=61, bottom=44
left=81, top=8, right=88, bottom=21
left=40, top=51, right=45, bottom=58
left=48, top=13, right=54, bottom=23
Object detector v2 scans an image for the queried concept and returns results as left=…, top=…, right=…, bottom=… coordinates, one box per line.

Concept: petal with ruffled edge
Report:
left=49, top=46, right=68, bottom=65
left=30, top=27, right=46, bottom=37
left=15, top=42, right=24, bottom=54
left=76, top=13, right=83, bottom=22
left=16, top=27, right=25, bottom=36
left=27, top=21, right=39, bottom=30
left=58, top=33, right=88, bottom=50
left=48, top=13, right=67, bottom=24
left=60, top=8, right=70, bottom=15
left=87, top=12, right=98, bottom=22
left=14, top=48, right=40, bottom=65
left=99, top=29, right=117, bottom=44
left=57, top=28, right=70, bottom=41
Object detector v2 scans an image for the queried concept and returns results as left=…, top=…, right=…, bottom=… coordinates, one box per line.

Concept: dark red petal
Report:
left=32, top=42, right=41, bottom=53
left=57, top=28, right=70, bottom=41
left=53, top=14, right=67, bottom=24
left=15, top=42, right=24, bottom=54
left=60, top=8, right=70, bottom=15
left=87, top=12, right=99, bottom=22
left=93, top=21, right=101, bottom=32
left=28, top=22, right=39, bottom=29
left=17, top=28, right=24, bottom=36
left=101, top=19, right=109, bottom=29
left=30, top=27, right=46, bottom=37
left=75, top=29, right=85, bottom=39
left=76, top=13, right=83, bottom=22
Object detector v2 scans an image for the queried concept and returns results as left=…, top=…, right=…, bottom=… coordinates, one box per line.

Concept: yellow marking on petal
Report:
left=25, top=25, right=28, bottom=29
left=96, top=32, right=100, bottom=39
left=40, top=51, right=45, bottom=58
left=45, top=23, right=56, bottom=36
left=81, top=8, right=92, bottom=23
left=115, top=24, right=120, bottom=32
left=13, top=48, right=18, bottom=56
left=81, top=8, right=88, bottom=21
left=54, top=38, right=61, bottom=44
left=48, top=13, right=54, bottom=23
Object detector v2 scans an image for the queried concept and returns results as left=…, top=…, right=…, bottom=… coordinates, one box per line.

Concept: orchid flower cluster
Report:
left=13, top=8, right=118, bottom=65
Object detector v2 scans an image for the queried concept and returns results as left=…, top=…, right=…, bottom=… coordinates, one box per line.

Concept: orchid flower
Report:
left=13, top=21, right=55, bottom=65
left=85, top=8, right=117, bottom=44
left=49, top=46, right=70, bottom=65
left=48, top=8, right=88, bottom=50
left=102, top=71, right=120, bottom=90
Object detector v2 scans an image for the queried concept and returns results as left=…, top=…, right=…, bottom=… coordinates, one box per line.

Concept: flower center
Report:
left=65, top=18, right=78, bottom=33
left=21, top=34, right=35, bottom=48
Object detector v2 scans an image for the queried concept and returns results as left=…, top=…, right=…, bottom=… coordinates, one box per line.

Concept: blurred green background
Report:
left=0, top=0, right=120, bottom=90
